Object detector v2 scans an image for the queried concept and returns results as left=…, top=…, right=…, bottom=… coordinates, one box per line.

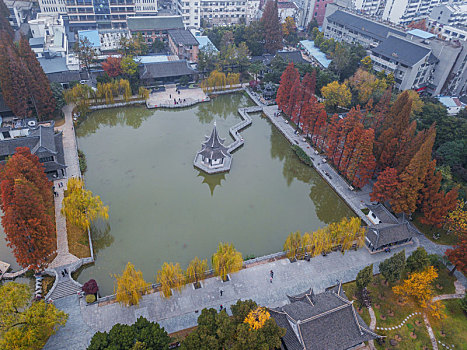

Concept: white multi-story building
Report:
left=430, top=3, right=467, bottom=26
left=173, top=0, right=260, bottom=28
left=28, top=14, right=68, bottom=58
left=342, top=0, right=465, bottom=25
left=37, top=0, right=158, bottom=32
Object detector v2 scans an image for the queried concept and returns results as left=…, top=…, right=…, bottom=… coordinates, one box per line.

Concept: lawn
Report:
left=429, top=299, right=467, bottom=350
left=412, top=214, right=458, bottom=246
left=67, top=221, right=91, bottom=258
left=367, top=275, right=431, bottom=349
left=345, top=267, right=456, bottom=350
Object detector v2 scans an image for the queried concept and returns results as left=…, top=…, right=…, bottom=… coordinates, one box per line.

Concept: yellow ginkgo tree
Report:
left=61, top=177, right=109, bottom=230
left=113, top=262, right=150, bottom=307
left=244, top=307, right=270, bottom=330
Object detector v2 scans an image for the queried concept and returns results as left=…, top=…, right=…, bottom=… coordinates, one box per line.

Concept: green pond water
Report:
left=0, top=93, right=354, bottom=294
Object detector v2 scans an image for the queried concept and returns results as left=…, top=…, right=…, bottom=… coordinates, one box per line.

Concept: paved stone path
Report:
left=49, top=105, right=80, bottom=269
left=423, top=312, right=439, bottom=350
left=45, top=96, right=467, bottom=349
left=368, top=306, right=377, bottom=350
left=146, top=86, right=207, bottom=108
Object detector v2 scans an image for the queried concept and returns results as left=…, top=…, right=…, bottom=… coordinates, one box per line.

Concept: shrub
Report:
left=85, top=294, right=96, bottom=303
left=291, top=145, right=313, bottom=166
left=78, top=149, right=87, bottom=174
left=82, top=279, right=99, bottom=295
left=406, top=247, right=429, bottom=273
left=460, top=294, right=467, bottom=314
left=361, top=208, right=370, bottom=215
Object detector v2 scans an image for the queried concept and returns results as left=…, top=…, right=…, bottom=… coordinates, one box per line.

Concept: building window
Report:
left=39, top=156, right=54, bottom=162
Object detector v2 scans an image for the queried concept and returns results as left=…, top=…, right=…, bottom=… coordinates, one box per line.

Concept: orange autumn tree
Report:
left=276, top=63, right=299, bottom=113
left=392, top=266, right=445, bottom=319
left=0, top=147, right=55, bottom=269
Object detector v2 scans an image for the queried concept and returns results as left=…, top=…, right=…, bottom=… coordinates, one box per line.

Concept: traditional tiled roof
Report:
left=367, top=204, right=399, bottom=225
left=198, top=123, right=230, bottom=160
left=366, top=222, right=416, bottom=249
left=326, top=10, right=405, bottom=42
left=0, top=123, right=66, bottom=177
left=139, top=60, right=197, bottom=80
left=46, top=70, right=82, bottom=84
left=276, top=50, right=307, bottom=64
left=270, top=286, right=381, bottom=350
left=168, top=29, right=199, bottom=46
left=127, top=16, right=184, bottom=32
left=371, top=35, right=432, bottom=66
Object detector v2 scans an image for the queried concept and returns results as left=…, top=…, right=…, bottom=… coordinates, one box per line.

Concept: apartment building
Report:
left=370, top=35, right=438, bottom=91
left=340, top=0, right=466, bottom=25
left=323, top=5, right=466, bottom=95
left=323, top=5, right=406, bottom=48
left=29, top=14, right=69, bottom=58
left=172, top=0, right=260, bottom=28
left=430, top=3, right=467, bottom=27
left=37, top=0, right=158, bottom=32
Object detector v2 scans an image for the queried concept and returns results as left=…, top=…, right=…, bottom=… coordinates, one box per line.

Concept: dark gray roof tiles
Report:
left=29, top=124, right=57, bottom=153
left=371, top=35, right=431, bottom=66
left=47, top=71, right=81, bottom=84
left=139, top=60, right=197, bottom=79
left=168, top=29, right=199, bottom=46
left=270, top=287, right=381, bottom=350
left=269, top=310, right=303, bottom=350
left=127, top=16, right=184, bottom=32
left=327, top=10, right=405, bottom=42
left=276, top=50, right=307, bottom=64
left=366, top=222, right=414, bottom=248
left=367, top=203, right=399, bottom=224
left=198, top=124, right=230, bottom=160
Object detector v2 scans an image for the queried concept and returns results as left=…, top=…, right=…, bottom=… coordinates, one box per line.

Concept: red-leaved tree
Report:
left=370, top=167, right=399, bottom=203
left=276, top=63, right=299, bottom=113
left=0, top=147, right=55, bottom=269
left=102, top=56, right=122, bottom=78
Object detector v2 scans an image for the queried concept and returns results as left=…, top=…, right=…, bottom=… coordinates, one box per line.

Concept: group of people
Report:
left=52, top=182, right=65, bottom=197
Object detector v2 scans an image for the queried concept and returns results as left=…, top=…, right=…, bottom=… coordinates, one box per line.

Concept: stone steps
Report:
left=49, top=279, right=81, bottom=300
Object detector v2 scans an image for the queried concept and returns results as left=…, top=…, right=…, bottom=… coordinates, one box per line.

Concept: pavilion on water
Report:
left=193, top=122, right=232, bottom=174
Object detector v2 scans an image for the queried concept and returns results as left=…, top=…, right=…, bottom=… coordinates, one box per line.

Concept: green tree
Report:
left=74, top=37, right=97, bottom=72
left=0, top=282, right=68, bottom=350
left=50, top=82, right=65, bottom=113
left=406, top=247, right=430, bottom=273
left=356, top=264, right=373, bottom=291
left=121, top=55, right=139, bottom=76
left=181, top=300, right=284, bottom=350
left=87, top=316, right=170, bottom=350
left=379, top=250, right=406, bottom=283
left=212, top=242, right=243, bottom=281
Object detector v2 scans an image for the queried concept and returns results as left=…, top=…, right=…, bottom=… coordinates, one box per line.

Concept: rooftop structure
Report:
left=127, top=15, right=184, bottom=32
left=168, top=29, right=199, bottom=62
left=300, top=39, right=331, bottom=68
left=0, top=120, right=66, bottom=180
left=139, top=60, right=197, bottom=84
left=437, top=96, right=464, bottom=115
left=277, top=1, right=299, bottom=23
left=195, top=35, right=218, bottom=53
left=365, top=204, right=416, bottom=252
left=194, top=122, right=232, bottom=174
left=28, top=14, right=68, bottom=58
left=276, top=50, right=308, bottom=64
left=78, top=30, right=101, bottom=48
left=270, top=285, right=381, bottom=350
left=323, top=7, right=406, bottom=48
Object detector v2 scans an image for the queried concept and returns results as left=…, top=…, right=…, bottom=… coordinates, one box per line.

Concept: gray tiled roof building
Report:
left=270, top=285, right=381, bottom=350
left=0, top=121, right=66, bottom=180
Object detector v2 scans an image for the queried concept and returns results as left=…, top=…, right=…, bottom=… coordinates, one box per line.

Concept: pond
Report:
left=72, top=93, right=354, bottom=294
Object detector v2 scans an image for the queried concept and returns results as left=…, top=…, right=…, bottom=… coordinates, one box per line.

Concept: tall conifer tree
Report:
left=261, top=0, right=283, bottom=53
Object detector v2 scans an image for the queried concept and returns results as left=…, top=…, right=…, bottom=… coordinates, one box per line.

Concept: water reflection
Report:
left=196, top=94, right=253, bottom=124
left=76, top=107, right=153, bottom=137
left=197, top=171, right=226, bottom=196
left=91, top=222, right=114, bottom=256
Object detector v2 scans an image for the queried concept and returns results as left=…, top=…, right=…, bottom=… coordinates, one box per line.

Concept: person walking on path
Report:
left=219, top=305, right=223, bottom=311
left=220, top=289, right=223, bottom=296
left=270, top=270, right=274, bottom=279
